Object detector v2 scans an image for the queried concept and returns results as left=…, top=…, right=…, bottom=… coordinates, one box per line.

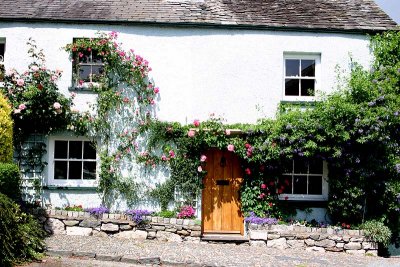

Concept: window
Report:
left=48, top=137, right=98, bottom=187
left=72, top=38, right=104, bottom=88
left=279, top=158, right=328, bottom=201
left=0, top=39, right=5, bottom=85
left=283, top=54, right=320, bottom=100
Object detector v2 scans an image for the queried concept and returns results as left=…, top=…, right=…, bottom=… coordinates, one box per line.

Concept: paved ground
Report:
left=35, top=235, right=400, bottom=267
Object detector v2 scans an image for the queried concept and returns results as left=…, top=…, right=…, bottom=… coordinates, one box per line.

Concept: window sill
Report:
left=279, top=194, right=328, bottom=201
left=44, top=185, right=97, bottom=190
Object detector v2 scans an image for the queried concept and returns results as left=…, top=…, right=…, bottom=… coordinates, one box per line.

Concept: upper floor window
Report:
left=279, top=158, right=328, bottom=201
left=48, top=136, right=98, bottom=187
left=0, top=40, right=5, bottom=85
left=72, top=38, right=104, bottom=88
left=283, top=54, right=320, bottom=101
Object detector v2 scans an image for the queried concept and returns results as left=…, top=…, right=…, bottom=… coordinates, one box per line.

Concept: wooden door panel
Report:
left=202, top=149, right=243, bottom=235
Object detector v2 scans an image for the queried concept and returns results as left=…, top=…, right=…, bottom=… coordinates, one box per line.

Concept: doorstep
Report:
left=201, top=234, right=249, bottom=243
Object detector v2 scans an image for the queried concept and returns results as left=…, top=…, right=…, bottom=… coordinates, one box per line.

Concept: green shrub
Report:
left=156, top=210, right=176, bottom=218
left=361, top=220, right=392, bottom=247
left=0, top=93, right=13, bottom=162
left=0, top=193, right=45, bottom=267
left=0, top=163, right=21, bottom=201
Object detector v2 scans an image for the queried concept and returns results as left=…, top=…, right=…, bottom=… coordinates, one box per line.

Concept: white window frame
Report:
left=0, top=38, right=5, bottom=87
left=47, top=135, right=99, bottom=187
left=283, top=53, right=321, bottom=102
left=279, top=160, right=328, bottom=201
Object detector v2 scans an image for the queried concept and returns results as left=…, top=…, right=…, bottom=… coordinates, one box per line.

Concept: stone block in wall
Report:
left=175, top=225, right=183, bottom=231
left=249, top=223, right=258, bottom=230
left=365, top=250, right=378, bottom=256
left=315, top=239, right=336, bottom=248
left=346, top=249, right=365, bottom=256
left=250, top=240, right=267, bottom=247
left=294, top=226, right=307, bottom=233
left=310, top=234, right=320, bottom=241
left=114, top=230, right=147, bottom=240
left=151, top=217, right=158, bottom=223
left=189, top=220, right=195, bottom=226
left=66, top=226, right=92, bottom=236
left=287, top=240, right=305, bottom=249
left=166, top=228, right=177, bottom=233
left=328, top=235, right=342, bottom=241
left=342, top=235, right=351, bottom=242
left=296, top=233, right=310, bottom=240
left=120, top=224, right=133, bottom=231
left=280, top=232, right=295, bottom=240
left=348, top=230, right=360, bottom=236
left=64, top=220, right=80, bottom=226
left=176, top=219, right=183, bottom=225
left=44, top=218, right=65, bottom=235
left=184, top=236, right=201, bottom=243
left=55, top=210, right=62, bottom=216
left=163, top=218, right=170, bottom=224
left=350, top=237, right=364, bottom=242
left=362, top=242, right=378, bottom=250
left=156, top=231, right=182, bottom=242
left=157, top=217, right=164, bottom=223
left=267, top=234, right=281, bottom=240
left=147, top=231, right=156, bottom=239
left=153, top=225, right=166, bottom=231
left=326, top=228, right=334, bottom=235
left=78, top=211, right=85, bottom=217
left=183, top=219, right=190, bottom=226
left=190, top=231, right=201, bottom=237
left=170, top=218, right=177, bottom=225
left=305, top=246, right=325, bottom=253
left=336, top=242, right=344, bottom=248
left=114, top=214, right=121, bottom=220
left=67, top=211, right=73, bottom=217
left=177, top=230, right=190, bottom=236
left=189, top=225, right=201, bottom=231
left=267, top=238, right=288, bottom=249
left=101, top=223, right=119, bottom=232
left=72, top=211, right=79, bottom=218
left=38, top=216, right=47, bottom=223
left=305, top=239, right=315, bottom=246
left=61, top=210, right=68, bottom=216
left=102, top=213, right=108, bottom=219
left=325, top=247, right=343, bottom=252
left=92, top=230, right=108, bottom=237
left=344, top=242, right=362, bottom=250
left=79, top=219, right=100, bottom=228
left=249, top=231, right=268, bottom=241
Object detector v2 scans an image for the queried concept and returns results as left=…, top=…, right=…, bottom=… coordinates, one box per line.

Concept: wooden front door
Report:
left=202, top=149, right=244, bottom=235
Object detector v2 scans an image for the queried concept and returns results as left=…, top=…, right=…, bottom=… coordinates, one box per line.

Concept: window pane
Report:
left=285, top=79, right=299, bottom=96
left=308, top=176, right=322, bottom=195
left=54, top=161, right=67, bottom=179
left=91, top=65, right=104, bottom=82
left=0, top=43, right=4, bottom=58
left=69, top=141, right=82, bottom=159
left=309, top=158, right=323, bottom=173
left=294, top=159, right=308, bottom=174
left=282, top=160, right=293, bottom=173
left=78, top=50, right=91, bottom=64
left=293, top=175, right=307, bottom=194
left=301, top=79, right=315, bottom=96
left=78, top=65, right=91, bottom=82
left=285, top=59, right=299, bottom=76
left=83, top=142, right=96, bottom=159
left=54, top=141, right=68, bottom=159
left=92, top=50, right=103, bottom=64
left=83, top=162, right=96, bottom=180
left=301, top=60, right=315, bottom=77
left=280, top=175, right=292, bottom=194
left=69, top=161, right=82, bottom=179
left=0, top=64, right=4, bottom=82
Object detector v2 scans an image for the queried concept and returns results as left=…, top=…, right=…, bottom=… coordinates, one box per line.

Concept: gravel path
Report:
left=45, top=235, right=400, bottom=267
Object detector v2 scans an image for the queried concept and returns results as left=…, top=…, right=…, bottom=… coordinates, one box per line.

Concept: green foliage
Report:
left=155, top=209, right=176, bottom=218
left=361, top=220, right=392, bottom=247
left=0, top=163, right=21, bottom=201
left=0, top=193, right=45, bottom=266
left=0, top=93, right=13, bottom=162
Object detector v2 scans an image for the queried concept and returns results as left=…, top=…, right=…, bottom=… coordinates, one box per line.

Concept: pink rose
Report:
left=161, top=155, right=167, bottom=161
left=227, top=144, right=234, bottom=152
left=200, top=155, right=207, bottom=162
left=245, top=168, right=251, bottom=175
left=225, top=129, right=231, bottom=135
left=53, top=102, right=61, bottom=110
left=261, top=184, right=267, bottom=189
left=153, top=87, right=159, bottom=94
left=16, top=79, right=24, bottom=86
left=51, top=75, right=58, bottom=81
left=18, top=103, right=26, bottom=110
left=70, top=92, right=77, bottom=98
left=169, top=150, right=175, bottom=158
left=187, top=130, right=195, bottom=137
left=193, top=119, right=200, bottom=127
left=197, top=166, right=203, bottom=172
left=13, top=109, right=21, bottom=114
left=30, top=65, right=39, bottom=72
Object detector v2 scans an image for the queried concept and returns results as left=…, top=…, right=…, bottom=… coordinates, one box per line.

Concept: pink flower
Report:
left=193, top=119, right=200, bottom=127
left=153, top=87, right=159, bottom=94
left=187, top=130, right=195, bottom=137
left=169, top=150, right=175, bottom=158
left=197, top=166, right=203, bottom=172
left=284, top=196, right=289, bottom=200
left=259, top=193, right=265, bottom=199
left=261, top=184, right=267, bottom=189
left=70, top=92, right=77, bottom=98
left=245, top=168, right=251, bottom=175
left=13, top=109, right=21, bottom=114
left=30, top=65, right=39, bottom=72
left=225, top=129, right=231, bottom=135
left=161, top=155, right=167, bottom=161
left=18, top=103, right=26, bottom=110
left=53, top=102, right=61, bottom=110
left=16, top=79, right=24, bottom=86
left=227, top=144, right=235, bottom=152
left=51, top=75, right=58, bottom=81
left=200, top=155, right=207, bottom=162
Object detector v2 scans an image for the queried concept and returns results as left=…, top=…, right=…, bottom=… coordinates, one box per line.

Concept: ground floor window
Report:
left=47, top=136, right=97, bottom=187
left=279, top=158, right=328, bottom=201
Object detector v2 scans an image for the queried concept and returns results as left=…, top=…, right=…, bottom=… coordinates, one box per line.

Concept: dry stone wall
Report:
left=37, top=209, right=378, bottom=256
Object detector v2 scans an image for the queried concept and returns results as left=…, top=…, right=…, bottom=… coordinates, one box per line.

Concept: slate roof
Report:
left=0, top=0, right=396, bottom=32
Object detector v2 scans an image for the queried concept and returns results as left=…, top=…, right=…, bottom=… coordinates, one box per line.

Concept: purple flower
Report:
left=395, top=164, right=400, bottom=174
left=85, top=206, right=109, bottom=217
left=126, top=209, right=153, bottom=224
left=244, top=212, right=278, bottom=225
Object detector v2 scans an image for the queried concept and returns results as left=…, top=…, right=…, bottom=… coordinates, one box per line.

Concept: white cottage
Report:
left=0, top=0, right=396, bottom=233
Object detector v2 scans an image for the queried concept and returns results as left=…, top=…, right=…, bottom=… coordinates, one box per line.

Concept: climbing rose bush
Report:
left=177, top=205, right=196, bottom=219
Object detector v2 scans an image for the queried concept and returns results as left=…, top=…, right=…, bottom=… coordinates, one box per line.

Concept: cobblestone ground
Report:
left=44, top=235, right=400, bottom=267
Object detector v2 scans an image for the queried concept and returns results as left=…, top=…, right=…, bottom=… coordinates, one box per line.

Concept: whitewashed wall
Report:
left=0, top=22, right=372, bottom=218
